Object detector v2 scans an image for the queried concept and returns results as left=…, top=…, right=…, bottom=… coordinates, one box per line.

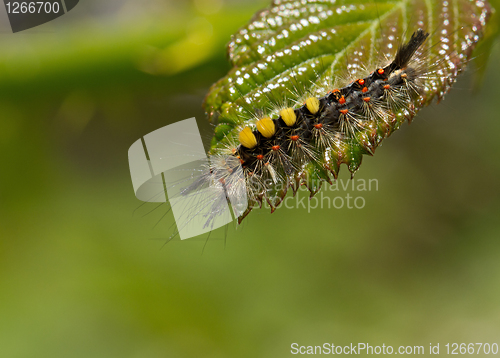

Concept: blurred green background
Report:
left=1, top=0, right=500, bottom=357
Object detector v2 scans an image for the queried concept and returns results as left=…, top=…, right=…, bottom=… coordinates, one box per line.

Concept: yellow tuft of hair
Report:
left=280, top=108, right=296, bottom=126
left=256, top=117, right=276, bottom=138
left=239, top=127, right=257, bottom=149
left=305, top=97, right=320, bottom=114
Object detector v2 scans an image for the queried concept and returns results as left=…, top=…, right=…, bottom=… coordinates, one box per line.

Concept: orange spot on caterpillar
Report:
left=358, top=79, right=365, bottom=86
left=401, top=73, right=408, bottom=79
left=384, top=84, right=391, bottom=90
left=272, top=145, right=280, bottom=151
left=339, top=96, right=346, bottom=104
left=314, top=123, right=323, bottom=129
left=256, top=154, right=264, bottom=160
left=340, top=109, right=349, bottom=115
left=363, top=97, right=371, bottom=103
left=291, top=135, right=299, bottom=141
left=378, top=68, right=384, bottom=75
left=362, top=87, right=368, bottom=93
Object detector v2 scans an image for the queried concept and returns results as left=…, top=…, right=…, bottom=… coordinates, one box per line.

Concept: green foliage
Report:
left=205, top=0, right=493, bottom=152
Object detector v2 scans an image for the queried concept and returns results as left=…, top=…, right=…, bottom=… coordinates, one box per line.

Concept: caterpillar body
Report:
left=233, top=29, right=432, bottom=222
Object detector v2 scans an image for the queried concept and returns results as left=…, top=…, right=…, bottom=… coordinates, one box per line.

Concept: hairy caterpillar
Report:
left=201, top=0, right=491, bottom=225
left=131, top=0, right=491, bottom=240
left=205, top=29, right=437, bottom=224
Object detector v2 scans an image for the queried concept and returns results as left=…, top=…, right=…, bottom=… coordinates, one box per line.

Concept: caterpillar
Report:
left=205, top=29, right=436, bottom=225
left=132, top=0, right=491, bottom=240
left=200, top=0, right=491, bottom=226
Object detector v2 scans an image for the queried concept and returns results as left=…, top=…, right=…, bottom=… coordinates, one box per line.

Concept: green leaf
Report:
left=205, top=0, right=492, bottom=132
left=204, top=0, right=492, bottom=213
